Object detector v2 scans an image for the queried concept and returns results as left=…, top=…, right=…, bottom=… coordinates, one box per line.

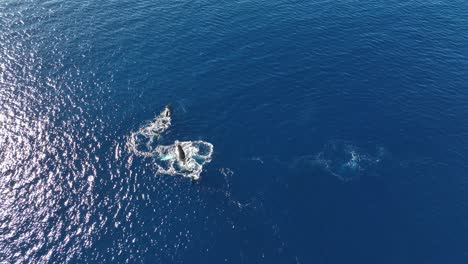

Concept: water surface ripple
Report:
left=2, top=0, right=468, bottom=263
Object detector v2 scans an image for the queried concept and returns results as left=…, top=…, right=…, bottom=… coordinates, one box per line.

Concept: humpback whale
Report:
left=177, top=144, right=186, bottom=162
left=163, top=104, right=171, bottom=117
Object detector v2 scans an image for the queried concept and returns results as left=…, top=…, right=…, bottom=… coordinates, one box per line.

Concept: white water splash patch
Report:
left=127, top=106, right=171, bottom=157
left=127, top=106, right=214, bottom=180
left=153, top=141, right=214, bottom=180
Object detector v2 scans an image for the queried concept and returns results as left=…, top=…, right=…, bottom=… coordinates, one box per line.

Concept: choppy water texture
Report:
left=2, top=0, right=468, bottom=263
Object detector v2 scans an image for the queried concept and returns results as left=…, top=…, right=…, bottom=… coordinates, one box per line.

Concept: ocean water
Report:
left=1, top=0, right=468, bottom=263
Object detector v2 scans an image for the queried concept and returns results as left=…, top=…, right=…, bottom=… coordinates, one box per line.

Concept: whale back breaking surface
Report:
left=177, top=144, right=186, bottom=162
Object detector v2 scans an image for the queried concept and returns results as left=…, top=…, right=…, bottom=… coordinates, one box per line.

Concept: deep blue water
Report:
left=2, top=0, right=468, bottom=263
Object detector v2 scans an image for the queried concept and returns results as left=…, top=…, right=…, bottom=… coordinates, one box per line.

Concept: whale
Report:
left=177, top=144, right=186, bottom=162
left=162, top=104, right=171, bottom=117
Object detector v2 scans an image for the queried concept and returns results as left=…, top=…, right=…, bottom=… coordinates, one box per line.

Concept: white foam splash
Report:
left=127, top=106, right=171, bottom=157
left=127, top=106, right=214, bottom=180
left=153, top=141, right=214, bottom=180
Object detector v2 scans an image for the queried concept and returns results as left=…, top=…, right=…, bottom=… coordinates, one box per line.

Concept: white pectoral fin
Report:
left=160, top=155, right=174, bottom=161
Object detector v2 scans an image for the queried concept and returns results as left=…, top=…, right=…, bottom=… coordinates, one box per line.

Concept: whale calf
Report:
left=163, top=104, right=171, bottom=117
